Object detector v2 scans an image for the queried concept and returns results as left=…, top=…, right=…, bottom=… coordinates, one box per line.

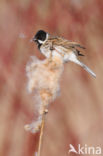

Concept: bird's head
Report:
left=33, top=30, right=48, bottom=47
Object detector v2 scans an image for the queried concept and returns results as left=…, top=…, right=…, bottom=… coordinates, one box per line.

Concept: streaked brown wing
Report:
left=48, top=36, right=85, bottom=56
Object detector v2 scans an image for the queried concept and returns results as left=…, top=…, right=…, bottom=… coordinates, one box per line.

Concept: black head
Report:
left=33, top=30, right=47, bottom=43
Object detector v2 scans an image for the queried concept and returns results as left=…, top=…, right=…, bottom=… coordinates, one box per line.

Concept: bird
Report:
left=33, top=30, right=96, bottom=78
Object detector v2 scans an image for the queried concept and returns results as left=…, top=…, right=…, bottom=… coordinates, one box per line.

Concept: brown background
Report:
left=0, top=0, right=103, bottom=156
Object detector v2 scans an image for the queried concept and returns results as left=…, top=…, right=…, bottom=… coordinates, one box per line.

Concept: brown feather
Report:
left=45, top=35, right=85, bottom=56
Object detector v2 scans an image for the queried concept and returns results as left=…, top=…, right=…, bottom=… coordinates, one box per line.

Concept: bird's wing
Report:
left=49, top=36, right=85, bottom=56
left=48, top=36, right=96, bottom=78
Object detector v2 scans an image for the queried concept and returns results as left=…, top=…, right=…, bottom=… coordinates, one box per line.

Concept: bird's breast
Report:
left=40, top=44, right=71, bottom=62
left=40, top=45, right=51, bottom=58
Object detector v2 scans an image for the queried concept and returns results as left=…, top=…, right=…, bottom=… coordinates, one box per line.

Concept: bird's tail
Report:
left=68, top=53, right=96, bottom=78
left=76, top=60, right=96, bottom=78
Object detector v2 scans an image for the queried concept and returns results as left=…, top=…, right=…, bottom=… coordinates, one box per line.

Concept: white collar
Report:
left=38, top=33, right=49, bottom=44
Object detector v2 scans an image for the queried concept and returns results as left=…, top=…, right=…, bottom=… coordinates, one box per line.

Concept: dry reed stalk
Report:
left=37, top=114, right=45, bottom=156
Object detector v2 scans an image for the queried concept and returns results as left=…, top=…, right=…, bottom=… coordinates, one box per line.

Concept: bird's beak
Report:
left=32, top=37, right=37, bottom=42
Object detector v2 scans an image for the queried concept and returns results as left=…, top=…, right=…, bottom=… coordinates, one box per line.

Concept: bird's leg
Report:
left=49, top=43, right=54, bottom=62
left=50, top=45, right=54, bottom=51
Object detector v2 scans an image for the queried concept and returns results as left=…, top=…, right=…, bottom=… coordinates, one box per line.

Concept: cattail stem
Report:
left=26, top=56, right=64, bottom=156
left=37, top=115, right=45, bottom=156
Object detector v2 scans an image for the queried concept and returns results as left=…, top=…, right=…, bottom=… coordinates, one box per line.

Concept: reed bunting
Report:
left=33, top=30, right=96, bottom=78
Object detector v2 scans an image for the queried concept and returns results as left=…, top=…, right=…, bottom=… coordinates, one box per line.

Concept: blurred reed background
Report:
left=0, top=0, right=103, bottom=156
